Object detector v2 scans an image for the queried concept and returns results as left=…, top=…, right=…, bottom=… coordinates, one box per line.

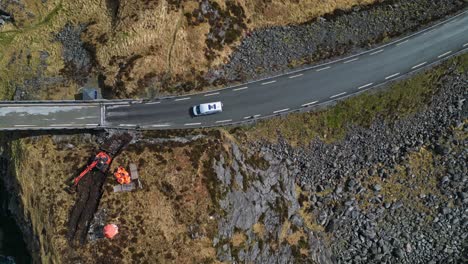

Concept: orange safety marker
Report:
left=103, top=224, right=119, bottom=239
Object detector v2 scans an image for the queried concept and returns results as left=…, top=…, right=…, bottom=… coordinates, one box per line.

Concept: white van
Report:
left=192, top=101, right=223, bottom=116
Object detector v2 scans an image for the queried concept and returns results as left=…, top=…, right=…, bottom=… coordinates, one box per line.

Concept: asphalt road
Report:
left=1, top=10, right=467, bottom=130
left=0, top=103, right=102, bottom=130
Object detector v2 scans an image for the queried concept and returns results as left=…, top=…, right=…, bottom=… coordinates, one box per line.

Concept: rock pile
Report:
left=208, top=0, right=466, bottom=83
left=253, top=64, right=467, bottom=262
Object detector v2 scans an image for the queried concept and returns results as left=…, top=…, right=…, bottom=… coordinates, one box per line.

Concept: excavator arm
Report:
left=73, top=160, right=98, bottom=186
left=69, top=151, right=112, bottom=189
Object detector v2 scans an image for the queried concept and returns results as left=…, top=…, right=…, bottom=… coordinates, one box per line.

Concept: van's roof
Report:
left=199, top=102, right=222, bottom=113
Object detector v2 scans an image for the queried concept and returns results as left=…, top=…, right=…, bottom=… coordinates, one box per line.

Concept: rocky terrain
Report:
left=211, top=0, right=466, bottom=83
left=182, top=60, right=467, bottom=264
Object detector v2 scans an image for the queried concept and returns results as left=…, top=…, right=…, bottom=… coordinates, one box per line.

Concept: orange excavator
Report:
left=70, top=151, right=112, bottom=187
left=114, top=166, right=131, bottom=185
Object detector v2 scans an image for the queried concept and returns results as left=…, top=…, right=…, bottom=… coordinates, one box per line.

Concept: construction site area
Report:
left=0, top=129, right=221, bottom=263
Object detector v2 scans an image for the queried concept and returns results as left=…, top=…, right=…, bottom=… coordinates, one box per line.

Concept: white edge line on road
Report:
left=343, top=58, right=358, bottom=64
left=464, top=43, right=468, bottom=48
left=118, top=124, right=136, bottom=127
left=232, top=86, right=248, bottom=91
left=50, top=124, right=73, bottom=127
left=370, top=49, right=384, bottom=55
left=396, top=39, right=409, bottom=46
left=273, top=108, right=289, bottom=114
left=288, top=74, right=303, bottom=79
left=411, top=62, right=427, bottom=69
left=301, top=101, right=318, bottom=107
left=437, top=51, right=452, bottom=58
left=145, top=101, right=161, bottom=105
left=85, top=124, right=99, bottom=126
left=261, top=80, right=277, bottom=85
left=184, top=122, right=201, bottom=126
left=385, top=73, right=400, bottom=80
left=330, top=92, right=347, bottom=99
left=175, top=97, right=190, bottom=101
left=316, top=66, right=331, bottom=72
left=75, top=116, right=98, bottom=120
left=243, top=115, right=261, bottom=119
left=14, top=125, right=36, bottom=127
left=358, top=83, right=374, bottom=90
left=151, top=124, right=171, bottom=127
left=204, top=92, right=220, bottom=97
left=215, top=119, right=232, bottom=123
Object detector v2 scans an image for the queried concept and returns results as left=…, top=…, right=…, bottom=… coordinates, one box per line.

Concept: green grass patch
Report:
left=237, top=53, right=467, bottom=146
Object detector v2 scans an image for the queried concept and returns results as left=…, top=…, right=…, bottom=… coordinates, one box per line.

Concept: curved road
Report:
left=1, top=10, right=467, bottom=130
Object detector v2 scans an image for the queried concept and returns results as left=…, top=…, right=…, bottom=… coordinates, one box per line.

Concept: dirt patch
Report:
left=67, top=133, right=132, bottom=245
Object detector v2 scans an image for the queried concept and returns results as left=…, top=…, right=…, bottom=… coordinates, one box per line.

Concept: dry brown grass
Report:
left=239, top=0, right=376, bottom=28
left=252, top=222, right=266, bottom=238
left=358, top=147, right=446, bottom=215
left=9, top=135, right=97, bottom=263
left=9, top=134, right=221, bottom=263
left=231, top=232, right=247, bottom=247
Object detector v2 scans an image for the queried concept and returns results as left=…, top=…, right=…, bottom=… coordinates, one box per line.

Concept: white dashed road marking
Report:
left=288, top=74, right=303, bottom=79
left=330, top=92, right=347, bottom=99
left=370, top=49, right=384, bottom=55
left=396, top=40, right=409, bottom=46
left=343, top=58, right=359, bottom=64
left=464, top=43, right=468, bottom=47
left=438, top=51, right=452, bottom=58
left=358, top=83, right=374, bottom=90
left=262, top=80, right=277, bottom=85
left=253, top=114, right=261, bottom=118
left=145, top=101, right=161, bottom=105
left=14, top=125, right=36, bottom=127
left=273, top=108, right=289, bottom=114
left=301, top=101, right=318, bottom=107
left=204, top=92, right=220, bottom=97
left=184, top=123, right=201, bottom=126
left=385, top=73, right=400, bottom=80
left=233, top=86, right=248, bottom=91
left=316, top=66, right=331, bottom=72
left=411, top=62, right=427, bottom=69
left=85, top=124, right=99, bottom=126
left=118, top=124, right=136, bottom=127
left=215, top=119, right=232, bottom=123
left=151, top=124, right=171, bottom=127
left=175, top=97, right=190, bottom=101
